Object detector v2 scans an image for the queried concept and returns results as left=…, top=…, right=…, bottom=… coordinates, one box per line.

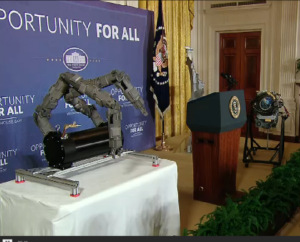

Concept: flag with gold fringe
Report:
left=150, top=0, right=170, bottom=118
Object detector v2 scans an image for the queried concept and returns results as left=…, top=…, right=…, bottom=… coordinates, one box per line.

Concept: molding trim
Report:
left=207, top=23, right=267, bottom=94
left=204, top=3, right=272, bottom=14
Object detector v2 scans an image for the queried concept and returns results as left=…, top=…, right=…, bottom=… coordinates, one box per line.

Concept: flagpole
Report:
left=152, top=0, right=172, bottom=152
left=155, top=115, right=173, bottom=151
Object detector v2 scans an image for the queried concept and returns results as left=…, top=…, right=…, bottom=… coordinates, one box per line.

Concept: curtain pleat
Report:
left=139, top=0, right=194, bottom=139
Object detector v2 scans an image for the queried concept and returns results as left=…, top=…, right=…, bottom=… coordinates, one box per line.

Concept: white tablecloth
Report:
left=0, top=156, right=180, bottom=236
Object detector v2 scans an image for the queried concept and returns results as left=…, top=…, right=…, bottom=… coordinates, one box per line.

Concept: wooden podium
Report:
left=186, top=90, right=247, bottom=205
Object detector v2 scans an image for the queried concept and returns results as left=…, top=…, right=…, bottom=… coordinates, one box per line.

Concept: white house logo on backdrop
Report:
left=110, top=87, right=143, bottom=108
left=125, top=120, right=147, bottom=138
left=63, top=47, right=89, bottom=72
left=65, top=95, right=92, bottom=115
left=0, top=95, right=35, bottom=126
left=0, top=149, right=18, bottom=173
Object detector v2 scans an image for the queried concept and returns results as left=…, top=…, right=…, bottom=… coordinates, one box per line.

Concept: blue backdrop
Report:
left=0, top=1, right=155, bottom=183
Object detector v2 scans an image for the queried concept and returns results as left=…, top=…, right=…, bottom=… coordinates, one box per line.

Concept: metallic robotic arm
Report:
left=185, top=47, right=205, bottom=154
left=185, top=47, right=204, bottom=101
left=64, top=87, right=105, bottom=127
left=34, top=70, right=148, bottom=157
left=85, top=70, right=148, bottom=116
left=33, top=77, right=69, bottom=136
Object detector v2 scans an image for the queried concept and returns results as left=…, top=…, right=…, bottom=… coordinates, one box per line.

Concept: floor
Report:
left=141, top=133, right=300, bottom=236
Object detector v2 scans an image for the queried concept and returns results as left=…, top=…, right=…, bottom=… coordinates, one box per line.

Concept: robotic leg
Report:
left=113, top=72, right=148, bottom=116
left=80, top=86, right=123, bottom=157
left=106, top=102, right=123, bottom=157
left=64, top=88, right=105, bottom=127
left=34, top=77, right=69, bottom=136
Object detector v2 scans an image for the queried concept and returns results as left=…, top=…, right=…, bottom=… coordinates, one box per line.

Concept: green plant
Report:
left=184, top=149, right=300, bottom=236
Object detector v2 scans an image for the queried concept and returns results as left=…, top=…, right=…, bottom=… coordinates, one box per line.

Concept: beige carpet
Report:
left=141, top=133, right=300, bottom=236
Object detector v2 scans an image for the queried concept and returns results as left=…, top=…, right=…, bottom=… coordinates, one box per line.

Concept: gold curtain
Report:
left=139, top=0, right=194, bottom=139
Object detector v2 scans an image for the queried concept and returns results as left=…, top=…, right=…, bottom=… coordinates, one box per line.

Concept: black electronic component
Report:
left=251, top=91, right=280, bottom=116
left=43, top=124, right=123, bottom=169
left=243, top=91, right=289, bottom=168
left=250, top=91, right=288, bottom=129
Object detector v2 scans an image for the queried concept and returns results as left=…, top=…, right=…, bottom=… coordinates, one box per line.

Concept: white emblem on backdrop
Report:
left=63, top=47, right=89, bottom=72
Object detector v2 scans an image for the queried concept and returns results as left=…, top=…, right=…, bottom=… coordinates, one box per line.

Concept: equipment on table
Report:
left=43, top=124, right=113, bottom=169
left=15, top=70, right=160, bottom=197
left=33, top=70, right=148, bottom=158
left=15, top=151, right=159, bottom=197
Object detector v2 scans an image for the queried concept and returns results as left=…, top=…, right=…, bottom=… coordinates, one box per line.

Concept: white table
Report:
left=0, top=155, right=180, bottom=236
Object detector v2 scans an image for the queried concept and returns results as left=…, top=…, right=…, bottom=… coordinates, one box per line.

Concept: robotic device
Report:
left=251, top=91, right=288, bottom=130
left=185, top=47, right=204, bottom=101
left=15, top=70, right=160, bottom=197
left=243, top=91, right=289, bottom=168
left=185, top=47, right=205, bottom=153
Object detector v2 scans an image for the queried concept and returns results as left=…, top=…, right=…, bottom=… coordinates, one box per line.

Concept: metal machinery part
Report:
left=185, top=47, right=205, bottom=153
left=255, top=113, right=279, bottom=130
left=185, top=47, right=204, bottom=101
left=242, top=90, right=289, bottom=168
left=43, top=124, right=118, bottom=169
left=15, top=70, right=160, bottom=197
left=251, top=91, right=289, bottom=131
left=33, top=70, right=148, bottom=157
left=15, top=150, right=160, bottom=197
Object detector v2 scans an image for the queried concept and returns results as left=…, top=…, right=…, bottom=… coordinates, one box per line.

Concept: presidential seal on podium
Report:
left=229, top=96, right=241, bottom=119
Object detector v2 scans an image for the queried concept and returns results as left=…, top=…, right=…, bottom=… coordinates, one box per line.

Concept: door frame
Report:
left=206, top=24, right=266, bottom=94
left=218, top=31, right=262, bottom=136
left=214, top=27, right=264, bottom=134
left=217, top=30, right=262, bottom=93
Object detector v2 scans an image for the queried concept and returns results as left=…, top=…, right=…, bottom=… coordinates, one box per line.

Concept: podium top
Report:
left=186, top=90, right=247, bottom=134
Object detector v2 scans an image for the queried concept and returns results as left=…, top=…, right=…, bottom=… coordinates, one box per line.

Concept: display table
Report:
left=0, top=156, right=180, bottom=236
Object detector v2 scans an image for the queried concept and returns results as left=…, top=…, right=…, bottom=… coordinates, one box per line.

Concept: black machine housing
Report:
left=243, top=91, right=289, bottom=168
left=43, top=123, right=124, bottom=169
left=251, top=91, right=284, bottom=129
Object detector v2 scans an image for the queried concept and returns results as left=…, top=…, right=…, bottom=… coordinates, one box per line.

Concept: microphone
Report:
left=220, top=73, right=238, bottom=91
left=221, top=73, right=229, bottom=80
